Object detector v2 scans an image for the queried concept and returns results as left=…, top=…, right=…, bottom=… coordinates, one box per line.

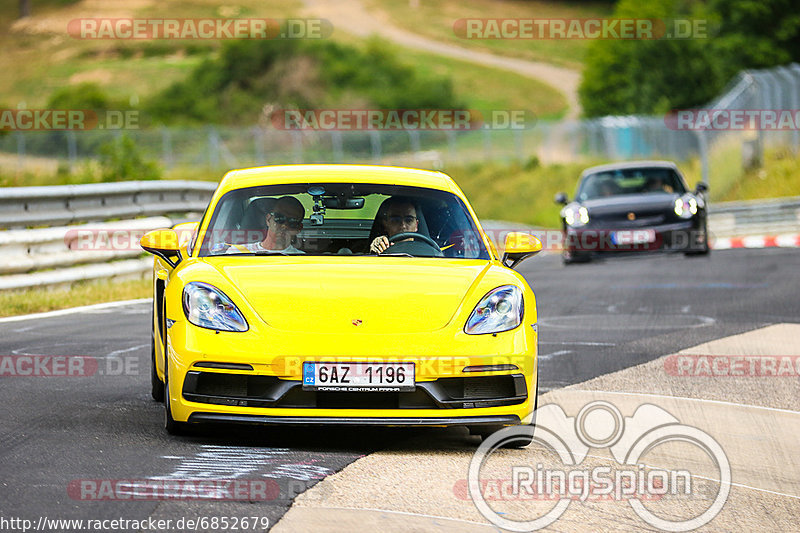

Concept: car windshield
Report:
left=198, top=183, right=490, bottom=259
left=576, top=167, right=687, bottom=201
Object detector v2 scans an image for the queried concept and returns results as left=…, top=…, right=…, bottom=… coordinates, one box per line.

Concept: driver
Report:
left=369, top=198, right=420, bottom=254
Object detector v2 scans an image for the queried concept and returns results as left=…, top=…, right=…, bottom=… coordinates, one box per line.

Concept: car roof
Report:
left=580, top=160, right=680, bottom=178
left=217, top=164, right=460, bottom=195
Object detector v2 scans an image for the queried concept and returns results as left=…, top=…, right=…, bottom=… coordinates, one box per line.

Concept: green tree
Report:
left=579, top=0, right=800, bottom=117
left=98, top=135, right=160, bottom=182
left=579, top=0, right=719, bottom=117
left=708, top=0, right=800, bottom=83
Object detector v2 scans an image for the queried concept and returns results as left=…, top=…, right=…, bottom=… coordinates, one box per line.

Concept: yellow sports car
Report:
left=140, top=164, right=542, bottom=444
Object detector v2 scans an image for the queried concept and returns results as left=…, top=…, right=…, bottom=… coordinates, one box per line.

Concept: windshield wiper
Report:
left=254, top=251, right=290, bottom=256
left=378, top=252, right=414, bottom=257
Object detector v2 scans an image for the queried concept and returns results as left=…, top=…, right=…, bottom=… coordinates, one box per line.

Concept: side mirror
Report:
left=554, top=192, right=568, bottom=205
left=502, top=232, right=542, bottom=269
left=172, top=221, right=199, bottom=255
left=141, top=229, right=183, bottom=268
left=695, top=182, right=708, bottom=194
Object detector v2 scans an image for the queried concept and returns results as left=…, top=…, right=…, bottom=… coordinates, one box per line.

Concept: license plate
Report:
left=610, top=229, right=656, bottom=245
left=302, top=362, right=415, bottom=392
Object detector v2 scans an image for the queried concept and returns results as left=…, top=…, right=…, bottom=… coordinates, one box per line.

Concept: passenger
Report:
left=369, top=197, right=420, bottom=254
left=227, top=196, right=305, bottom=254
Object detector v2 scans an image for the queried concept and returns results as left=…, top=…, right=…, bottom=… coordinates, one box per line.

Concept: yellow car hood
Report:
left=215, top=259, right=491, bottom=333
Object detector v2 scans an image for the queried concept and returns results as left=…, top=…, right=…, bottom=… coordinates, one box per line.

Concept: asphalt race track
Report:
left=1, top=247, right=798, bottom=531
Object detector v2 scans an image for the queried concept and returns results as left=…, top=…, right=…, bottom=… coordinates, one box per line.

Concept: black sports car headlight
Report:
left=182, top=282, right=248, bottom=332
left=563, top=205, right=589, bottom=227
left=674, top=195, right=699, bottom=219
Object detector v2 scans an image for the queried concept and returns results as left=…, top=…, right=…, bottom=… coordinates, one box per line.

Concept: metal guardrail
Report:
left=708, top=196, right=800, bottom=237
left=0, top=181, right=217, bottom=290
left=0, top=180, right=217, bottom=228
left=0, top=181, right=798, bottom=290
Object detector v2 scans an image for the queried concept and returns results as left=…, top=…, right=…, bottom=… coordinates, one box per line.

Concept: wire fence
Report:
left=2, top=63, right=798, bottom=193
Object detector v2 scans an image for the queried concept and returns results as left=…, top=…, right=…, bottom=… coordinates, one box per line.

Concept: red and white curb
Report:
left=712, top=234, right=800, bottom=250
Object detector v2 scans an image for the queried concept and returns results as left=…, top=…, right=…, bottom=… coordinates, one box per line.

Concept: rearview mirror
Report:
left=695, top=182, right=708, bottom=194
left=502, top=232, right=542, bottom=269
left=141, top=229, right=182, bottom=268
left=554, top=192, right=568, bottom=205
left=322, top=196, right=365, bottom=209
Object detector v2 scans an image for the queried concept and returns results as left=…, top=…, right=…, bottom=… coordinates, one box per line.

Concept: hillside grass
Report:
left=364, top=0, right=614, bottom=69
left=1, top=0, right=566, bottom=116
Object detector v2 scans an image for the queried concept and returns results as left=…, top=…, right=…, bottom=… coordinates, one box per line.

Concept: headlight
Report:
left=674, top=195, right=698, bottom=219
left=182, top=282, right=248, bottom=332
left=465, top=285, right=524, bottom=335
left=563, top=205, right=589, bottom=227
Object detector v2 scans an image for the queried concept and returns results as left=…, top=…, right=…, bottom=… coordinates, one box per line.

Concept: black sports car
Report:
left=554, top=161, right=709, bottom=264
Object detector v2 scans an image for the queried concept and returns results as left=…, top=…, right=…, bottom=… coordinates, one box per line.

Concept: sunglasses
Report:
left=384, top=215, right=417, bottom=225
left=271, top=212, right=303, bottom=229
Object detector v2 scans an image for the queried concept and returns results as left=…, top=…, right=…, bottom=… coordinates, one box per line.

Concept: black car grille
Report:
left=589, top=212, right=667, bottom=228
left=182, top=371, right=528, bottom=409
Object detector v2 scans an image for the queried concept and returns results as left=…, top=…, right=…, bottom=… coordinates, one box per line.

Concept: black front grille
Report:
left=590, top=213, right=667, bottom=228
left=182, top=371, right=528, bottom=409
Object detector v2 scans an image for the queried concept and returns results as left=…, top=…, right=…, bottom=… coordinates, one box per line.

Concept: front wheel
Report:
left=685, top=223, right=710, bottom=256
left=150, top=333, right=164, bottom=402
left=163, top=359, right=190, bottom=435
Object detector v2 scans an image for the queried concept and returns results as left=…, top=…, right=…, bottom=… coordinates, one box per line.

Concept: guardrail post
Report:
left=446, top=130, right=457, bottom=163
left=696, top=130, right=710, bottom=190
left=253, top=126, right=265, bottom=165
left=370, top=131, right=382, bottom=161
left=332, top=131, right=343, bottom=162
left=16, top=133, right=25, bottom=173
left=207, top=127, right=220, bottom=168
left=66, top=131, right=77, bottom=172
left=161, top=127, right=174, bottom=169
left=291, top=131, right=303, bottom=163
left=408, top=130, right=421, bottom=156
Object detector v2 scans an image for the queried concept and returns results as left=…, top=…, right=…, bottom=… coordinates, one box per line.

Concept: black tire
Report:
left=150, top=333, right=164, bottom=402
left=685, top=222, right=710, bottom=256
left=562, top=249, right=591, bottom=265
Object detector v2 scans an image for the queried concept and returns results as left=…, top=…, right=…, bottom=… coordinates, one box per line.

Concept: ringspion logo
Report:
left=468, top=401, right=730, bottom=531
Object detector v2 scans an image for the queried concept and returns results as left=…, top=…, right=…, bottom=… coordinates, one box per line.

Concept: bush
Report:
left=98, top=135, right=160, bottom=182
left=147, top=37, right=463, bottom=125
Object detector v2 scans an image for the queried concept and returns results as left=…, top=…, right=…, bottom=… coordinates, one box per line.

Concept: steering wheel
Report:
left=381, top=232, right=442, bottom=256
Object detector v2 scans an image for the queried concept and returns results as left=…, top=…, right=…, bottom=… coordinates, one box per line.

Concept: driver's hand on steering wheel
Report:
left=370, top=236, right=391, bottom=254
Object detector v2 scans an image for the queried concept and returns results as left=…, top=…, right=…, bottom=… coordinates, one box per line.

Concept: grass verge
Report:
left=0, top=277, right=150, bottom=318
